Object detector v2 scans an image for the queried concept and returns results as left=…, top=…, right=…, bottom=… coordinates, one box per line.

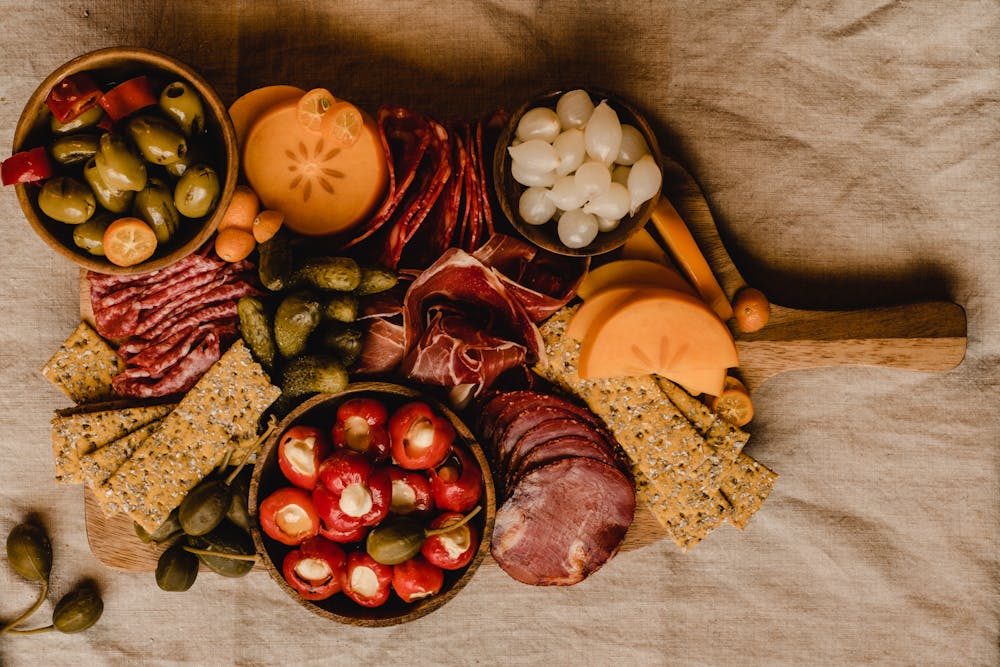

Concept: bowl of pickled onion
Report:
left=493, top=88, right=663, bottom=257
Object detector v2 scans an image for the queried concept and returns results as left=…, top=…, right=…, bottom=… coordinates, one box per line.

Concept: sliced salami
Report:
left=491, top=457, right=635, bottom=586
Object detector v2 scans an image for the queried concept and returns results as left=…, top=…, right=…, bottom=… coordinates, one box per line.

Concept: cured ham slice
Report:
left=506, top=435, right=618, bottom=490
left=491, top=458, right=635, bottom=586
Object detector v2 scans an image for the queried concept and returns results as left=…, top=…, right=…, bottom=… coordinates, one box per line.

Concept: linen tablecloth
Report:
left=1, top=2, right=996, bottom=665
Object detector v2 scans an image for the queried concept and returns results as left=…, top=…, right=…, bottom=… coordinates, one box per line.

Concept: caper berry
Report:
left=155, top=542, right=199, bottom=592
left=38, top=176, right=96, bottom=224
left=178, top=477, right=231, bottom=537
left=6, top=522, right=52, bottom=583
left=133, top=177, right=180, bottom=244
left=187, top=522, right=256, bottom=578
left=127, top=114, right=187, bottom=165
left=173, top=163, right=219, bottom=218
left=84, top=158, right=134, bottom=214
left=159, top=81, right=206, bottom=136
left=366, top=516, right=425, bottom=565
left=225, top=468, right=252, bottom=534
left=95, top=133, right=147, bottom=192
left=51, top=583, right=103, bottom=633
left=134, top=509, right=183, bottom=543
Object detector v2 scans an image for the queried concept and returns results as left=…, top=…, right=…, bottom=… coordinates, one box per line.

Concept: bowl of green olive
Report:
left=8, top=47, right=238, bottom=274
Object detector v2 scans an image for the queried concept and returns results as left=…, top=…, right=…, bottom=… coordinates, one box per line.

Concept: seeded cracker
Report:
left=105, top=341, right=280, bottom=532
left=718, top=453, right=778, bottom=530
left=50, top=401, right=176, bottom=484
left=41, top=321, right=124, bottom=404
left=78, top=420, right=165, bottom=491
left=536, top=306, right=731, bottom=551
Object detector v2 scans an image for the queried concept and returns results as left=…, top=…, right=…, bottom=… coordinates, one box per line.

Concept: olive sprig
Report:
left=2, top=520, right=103, bottom=635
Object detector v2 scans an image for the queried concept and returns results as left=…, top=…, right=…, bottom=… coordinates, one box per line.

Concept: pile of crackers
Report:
left=42, top=323, right=280, bottom=533
left=535, top=306, right=777, bottom=551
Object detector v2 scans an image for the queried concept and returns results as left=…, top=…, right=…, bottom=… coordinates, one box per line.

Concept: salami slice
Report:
left=491, top=457, right=635, bottom=586
left=111, top=330, right=221, bottom=398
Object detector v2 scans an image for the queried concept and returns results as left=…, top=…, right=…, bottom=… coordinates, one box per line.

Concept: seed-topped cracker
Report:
left=78, top=419, right=166, bottom=491
left=41, top=321, right=124, bottom=404
left=50, top=400, right=176, bottom=484
left=104, top=341, right=280, bottom=532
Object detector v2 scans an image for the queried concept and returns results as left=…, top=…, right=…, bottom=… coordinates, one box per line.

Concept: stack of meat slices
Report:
left=477, top=390, right=635, bottom=586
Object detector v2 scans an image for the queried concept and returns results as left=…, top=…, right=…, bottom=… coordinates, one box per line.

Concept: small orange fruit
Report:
left=320, top=101, right=364, bottom=148
left=296, top=88, right=336, bottom=133
left=103, top=217, right=158, bottom=267
left=219, top=185, right=260, bottom=232
left=733, top=286, right=770, bottom=333
left=214, top=228, right=256, bottom=262
left=707, top=376, right=754, bottom=427
left=252, top=209, right=284, bottom=243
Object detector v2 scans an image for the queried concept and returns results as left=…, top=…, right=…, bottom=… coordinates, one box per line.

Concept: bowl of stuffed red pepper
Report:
left=6, top=46, right=238, bottom=274
left=249, top=381, right=496, bottom=627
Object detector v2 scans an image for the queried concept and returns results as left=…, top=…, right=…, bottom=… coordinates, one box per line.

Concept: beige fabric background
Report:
left=1, top=1, right=997, bottom=665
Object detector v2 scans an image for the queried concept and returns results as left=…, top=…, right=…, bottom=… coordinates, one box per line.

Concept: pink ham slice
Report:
left=491, top=457, right=635, bottom=586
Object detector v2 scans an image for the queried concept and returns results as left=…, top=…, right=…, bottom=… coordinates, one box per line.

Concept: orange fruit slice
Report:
left=214, top=228, right=256, bottom=262
left=219, top=185, right=260, bottom=232
left=733, top=286, right=770, bottom=333
left=320, top=101, right=364, bottom=148
left=706, top=376, right=754, bottom=427
left=296, top=88, right=337, bottom=133
left=103, top=217, right=157, bottom=267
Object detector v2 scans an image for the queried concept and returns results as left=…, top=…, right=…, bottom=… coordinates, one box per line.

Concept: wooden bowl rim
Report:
left=493, top=86, right=663, bottom=257
left=248, top=382, right=497, bottom=627
left=12, top=46, right=238, bottom=276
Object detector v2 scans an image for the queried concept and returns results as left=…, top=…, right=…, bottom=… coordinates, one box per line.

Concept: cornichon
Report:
left=322, top=293, right=359, bottom=323
left=237, top=296, right=276, bottom=370
left=281, top=354, right=349, bottom=396
left=296, top=256, right=361, bottom=292
left=356, top=266, right=398, bottom=296
left=274, top=292, right=321, bottom=359
left=257, top=227, right=295, bottom=291
left=321, top=325, right=363, bottom=366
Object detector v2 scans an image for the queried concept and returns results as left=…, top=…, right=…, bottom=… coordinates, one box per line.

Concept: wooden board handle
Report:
left=736, top=301, right=967, bottom=390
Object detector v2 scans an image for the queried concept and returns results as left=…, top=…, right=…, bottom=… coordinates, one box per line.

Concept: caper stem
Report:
left=181, top=546, right=258, bottom=562
left=0, top=580, right=48, bottom=634
left=4, top=624, right=54, bottom=635
left=225, top=415, right=279, bottom=486
left=424, top=505, right=482, bottom=538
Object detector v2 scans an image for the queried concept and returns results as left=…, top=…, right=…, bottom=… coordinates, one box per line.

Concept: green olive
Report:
left=49, top=133, right=100, bottom=166
left=366, top=516, right=425, bottom=565
left=6, top=522, right=52, bottom=583
left=83, top=157, right=134, bottom=214
left=51, top=582, right=103, bottom=633
left=50, top=105, right=104, bottom=134
left=133, top=177, right=180, bottom=244
left=159, top=81, right=206, bottom=136
left=173, top=163, right=219, bottom=218
left=178, top=477, right=231, bottom=537
left=126, top=114, right=187, bottom=165
left=95, top=132, right=147, bottom=192
left=155, top=542, right=199, bottom=592
left=72, top=213, right=113, bottom=256
left=163, top=142, right=204, bottom=178
left=134, top=509, right=183, bottom=543
left=38, top=176, right=96, bottom=224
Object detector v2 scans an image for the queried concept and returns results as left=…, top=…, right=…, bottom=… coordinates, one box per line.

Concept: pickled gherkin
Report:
left=237, top=296, right=276, bottom=370
left=321, top=325, right=363, bottom=366
left=322, top=292, right=359, bottom=323
left=281, top=354, right=348, bottom=397
left=356, top=265, right=398, bottom=296
left=296, top=256, right=361, bottom=292
left=274, top=292, right=321, bottom=359
left=257, top=228, right=295, bottom=291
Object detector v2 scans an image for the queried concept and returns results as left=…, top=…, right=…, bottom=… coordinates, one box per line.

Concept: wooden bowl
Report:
left=11, top=47, right=238, bottom=275
left=493, top=88, right=663, bottom=257
left=249, top=382, right=496, bottom=627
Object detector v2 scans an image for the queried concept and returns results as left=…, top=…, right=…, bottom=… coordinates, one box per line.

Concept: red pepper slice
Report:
left=420, top=511, right=478, bottom=570
left=313, top=451, right=391, bottom=529
left=386, top=466, right=434, bottom=515
left=277, top=425, right=330, bottom=490
left=259, top=486, right=321, bottom=546
left=98, top=75, right=158, bottom=121
left=45, top=72, right=103, bottom=124
left=343, top=552, right=393, bottom=608
left=282, top=536, right=347, bottom=601
left=331, top=397, right=390, bottom=461
left=388, top=402, right=455, bottom=470
left=392, top=555, right=444, bottom=603
left=1, top=147, right=54, bottom=186
left=318, top=519, right=367, bottom=544
left=427, top=446, right=483, bottom=513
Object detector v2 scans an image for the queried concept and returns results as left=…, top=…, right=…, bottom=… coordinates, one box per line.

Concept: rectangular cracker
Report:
left=718, top=453, right=778, bottom=530
left=103, top=341, right=280, bottom=531
left=655, top=376, right=748, bottom=463
left=41, top=321, right=124, bottom=404
left=79, top=419, right=165, bottom=491
left=536, top=306, right=731, bottom=551
left=50, top=401, right=176, bottom=484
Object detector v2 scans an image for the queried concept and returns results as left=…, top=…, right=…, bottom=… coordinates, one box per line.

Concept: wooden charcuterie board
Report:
left=80, top=154, right=966, bottom=572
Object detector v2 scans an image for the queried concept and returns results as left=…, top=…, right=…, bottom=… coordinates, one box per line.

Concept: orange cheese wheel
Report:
left=568, top=287, right=638, bottom=341
left=578, top=287, right=738, bottom=380
left=649, top=197, right=734, bottom=321
left=242, top=99, right=388, bottom=236
left=228, top=85, right=306, bottom=149
left=577, top=259, right=696, bottom=301
left=661, top=367, right=727, bottom=397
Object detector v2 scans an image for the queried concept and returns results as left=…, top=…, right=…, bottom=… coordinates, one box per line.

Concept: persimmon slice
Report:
left=103, top=217, right=157, bottom=267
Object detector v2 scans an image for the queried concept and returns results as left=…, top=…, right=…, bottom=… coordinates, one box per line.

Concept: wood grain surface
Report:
left=81, top=153, right=966, bottom=572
